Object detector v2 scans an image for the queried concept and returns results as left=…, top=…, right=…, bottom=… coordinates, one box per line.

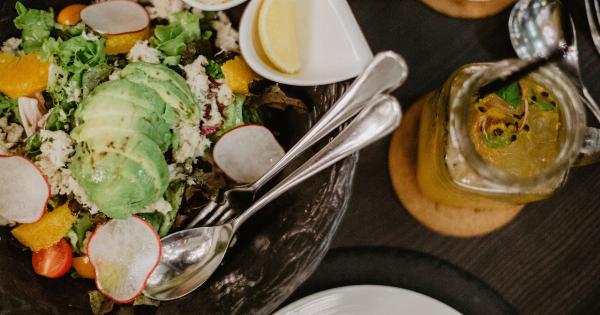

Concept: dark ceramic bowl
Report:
left=0, top=1, right=357, bottom=314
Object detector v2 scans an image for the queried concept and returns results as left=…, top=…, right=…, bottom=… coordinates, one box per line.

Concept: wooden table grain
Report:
left=323, top=1, right=600, bottom=314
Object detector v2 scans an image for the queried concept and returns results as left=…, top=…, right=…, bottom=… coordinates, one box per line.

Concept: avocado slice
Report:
left=121, top=62, right=197, bottom=107
left=122, top=71, right=200, bottom=124
left=71, top=146, right=161, bottom=219
left=76, top=80, right=177, bottom=127
left=71, top=118, right=172, bottom=153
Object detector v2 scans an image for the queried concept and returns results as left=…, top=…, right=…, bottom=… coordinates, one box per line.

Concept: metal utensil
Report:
left=187, top=51, right=409, bottom=228
left=144, top=94, right=402, bottom=301
left=585, top=0, right=600, bottom=54
left=509, top=0, right=600, bottom=121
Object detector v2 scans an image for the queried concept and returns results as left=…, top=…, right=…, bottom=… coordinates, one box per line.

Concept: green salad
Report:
left=0, top=0, right=304, bottom=312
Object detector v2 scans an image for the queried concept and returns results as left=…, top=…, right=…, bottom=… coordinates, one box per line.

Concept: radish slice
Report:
left=81, top=1, right=149, bottom=35
left=213, top=125, right=285, bottom=184
left=0, top=155, right=49, bottom=223
left=87, top=216, right=161, bottom=303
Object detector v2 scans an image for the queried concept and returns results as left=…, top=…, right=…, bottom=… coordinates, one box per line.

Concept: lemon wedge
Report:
left=258, top=0, right=301, bottom=74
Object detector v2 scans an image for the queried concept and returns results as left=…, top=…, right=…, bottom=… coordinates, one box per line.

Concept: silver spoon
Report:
left=143, top=94, right=402, bottom=301
left=509, top=0, right=600, bottom=121
left=187, top=51, right=408, bottom=227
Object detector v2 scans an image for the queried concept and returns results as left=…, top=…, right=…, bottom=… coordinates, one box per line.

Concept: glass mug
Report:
left=416, top=60, right=599, bottom=209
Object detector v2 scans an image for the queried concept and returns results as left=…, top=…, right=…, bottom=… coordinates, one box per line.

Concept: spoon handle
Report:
left=231, top=94, right=402, bottom=231
left=251, top=51, right=408, bottom=190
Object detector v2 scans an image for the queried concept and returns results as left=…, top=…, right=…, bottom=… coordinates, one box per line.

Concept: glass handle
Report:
left=576, top=127, right=600, bottom=166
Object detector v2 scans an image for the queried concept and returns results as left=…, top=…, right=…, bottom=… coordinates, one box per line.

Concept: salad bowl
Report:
left=0, top=0, right=357, bottom=314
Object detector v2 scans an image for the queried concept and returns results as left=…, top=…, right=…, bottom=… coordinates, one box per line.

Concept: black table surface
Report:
left=310, top=1, right=600, bottom=315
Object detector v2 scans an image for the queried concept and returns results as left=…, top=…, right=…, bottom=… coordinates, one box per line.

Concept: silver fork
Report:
left=186, top=51, right=409, bottom=228
left=585, top=0, right=600, bottom=55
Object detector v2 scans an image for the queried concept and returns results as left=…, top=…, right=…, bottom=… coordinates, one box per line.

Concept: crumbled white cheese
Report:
left=138, top=198, right=172, bottom=215
left=65, top=78, right=82, bottom=103
left=183, top=55, right=210, bottom=103
left=217, top=82, right=233, bottom=105
left=212, top=12, right=239, bottom=52
left=183, top=55, right=233, bottom=128
left=127, top=40, right=161, bottom=64
left=35, top=130, right=99, bottom=213
left=172, top=122, right=211, bottom=163
left=145, top=0, right=188, bottom=20
left=0, top=116, right=24, bottom=154
left=81, top=31, right=100, bottom=42
left=1, top=37, right=22, bottom=56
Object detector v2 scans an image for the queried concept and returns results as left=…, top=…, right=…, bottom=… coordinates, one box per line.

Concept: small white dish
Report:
left=240, top=0, right=373, bottom=86
left=181, top=0, right=248, bottom=11
left=274, top=285, right=462, bottom=315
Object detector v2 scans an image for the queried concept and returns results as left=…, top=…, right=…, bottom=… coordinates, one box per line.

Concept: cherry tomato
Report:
left=73, top=256, right=95, bottom=279
left=32, top=239, right=73, bottom=278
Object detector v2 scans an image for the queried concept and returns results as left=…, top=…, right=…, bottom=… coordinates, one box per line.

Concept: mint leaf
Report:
left=495, top=82, right=521, bottom=109
left=206, top=60, right=223, bottom=79
left=530, top=98, right=555, bottom=111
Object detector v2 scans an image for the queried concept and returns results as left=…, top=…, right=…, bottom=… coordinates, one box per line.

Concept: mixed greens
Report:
left=0, top=1, right=305, bottom=312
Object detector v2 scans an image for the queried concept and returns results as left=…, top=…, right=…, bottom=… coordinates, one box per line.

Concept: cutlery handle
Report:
left=231, top=94, right=402, bottom=231
left=251, top=51, right=408, bottom=191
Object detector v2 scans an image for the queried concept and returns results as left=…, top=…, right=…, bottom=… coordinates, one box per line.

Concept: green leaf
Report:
left=0, top=94, right=20, bottom=123
left=68, top=212, right=93, bottom=254
left=13, top=2, right=55, bottom=52
left=218, top=94, right=246, bottom=137
left=21, top=133, right=42, bottom=160
left=495, top=82, right=521, bottom=109
left=150, top=11, right=200, bottom=59
left=206, top=60, right=223, bottom=79
left=45, top=101, right=77, bottom=131
left=159, top=180, right=186, bottom=237
left=530, top=98, right=556, bottom=111
left=481, top=134, right=511, bottom=148
left=138, top=213, right=163, bottom=233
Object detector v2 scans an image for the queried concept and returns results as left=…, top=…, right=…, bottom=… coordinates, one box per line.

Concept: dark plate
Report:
left=283, top=247, right=518, bottom=315
left=0, top=1, right=357, bottom=314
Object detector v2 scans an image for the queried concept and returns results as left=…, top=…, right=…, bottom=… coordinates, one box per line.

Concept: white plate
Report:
left=181, top=0, right=248, bottom=11
left=239, top=0, right=373, bottom=86
left=274, top=285, right=463, bottom=315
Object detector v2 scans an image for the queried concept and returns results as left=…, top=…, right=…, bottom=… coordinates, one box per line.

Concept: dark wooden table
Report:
left=305, top=1, right=600, bottom=315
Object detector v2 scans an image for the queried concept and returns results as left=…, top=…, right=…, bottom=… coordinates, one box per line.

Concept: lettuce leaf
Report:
left=220, top=94, right=246, bottom=135
left=150, top=11, right=201, bottom=63
left=0, top=94, right=20, bottom=123
left=13, top=2, right=54, bottom=52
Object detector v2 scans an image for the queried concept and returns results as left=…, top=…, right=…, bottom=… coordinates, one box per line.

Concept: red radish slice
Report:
left=0, top=155, right=49, bottom=224
left=213, top=125, right=285, bottom=184
left=80, top=1, right=149, bottom=35
left=87, top=216, right=161, bottom=303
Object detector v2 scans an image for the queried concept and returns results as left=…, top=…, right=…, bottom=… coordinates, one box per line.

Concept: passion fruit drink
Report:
left=417, top=65, right=570, bottom=208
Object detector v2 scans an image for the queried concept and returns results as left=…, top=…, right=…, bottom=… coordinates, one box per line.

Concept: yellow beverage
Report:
left=416, top=64, right=569, bottom=208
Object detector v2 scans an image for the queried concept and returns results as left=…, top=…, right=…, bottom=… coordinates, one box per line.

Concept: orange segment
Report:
left=57, top=4, right=87, bottom=26
left=12, top=204, right=77, bottom=251
left=105, top=27, right=152, bottom=55
left=0, top=52, right=49, bottom=99
left=221, top=56, right=261, bottom=95
left=73, top=256, right=96, bottom=279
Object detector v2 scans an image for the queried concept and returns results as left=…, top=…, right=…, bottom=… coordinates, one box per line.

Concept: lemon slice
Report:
left=258, top=0, right=301, bottom=74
